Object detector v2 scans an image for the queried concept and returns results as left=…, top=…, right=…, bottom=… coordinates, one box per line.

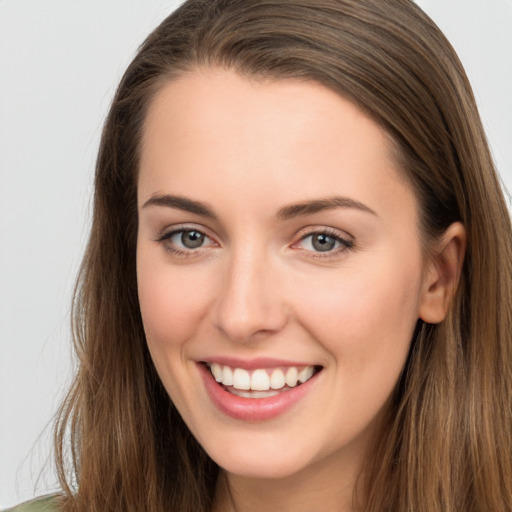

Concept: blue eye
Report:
left=158, top=228, right=215, bottom=253
left=299, top=231, right=353, bottom=253
left=174, top=229, right=206, bottom=249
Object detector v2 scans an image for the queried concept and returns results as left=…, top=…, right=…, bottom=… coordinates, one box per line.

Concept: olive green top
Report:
left=4, top=495, right=60, bottom=512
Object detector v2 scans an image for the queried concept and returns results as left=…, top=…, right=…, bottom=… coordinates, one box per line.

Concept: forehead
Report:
left=138, top=68, right=416, bottom=221
left=142, top=68, right=391, bottom=155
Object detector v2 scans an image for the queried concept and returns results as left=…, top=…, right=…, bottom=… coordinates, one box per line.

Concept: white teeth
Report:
left=230, top=388, right=282, bottom=399
left=251, top=369, right=270, bottom=391
left=222, top=365, right=233, bottom=386
left=270, top=368, right=286, bottom=390
left=298, top=366, right=314, bottom=383
left=285, top=367, right=299, bottom=387
left=233, top=368, right=251, bottom=390
left=211, top=363, right=222, bottom=382
left=208, top=363, right=317, bottom=391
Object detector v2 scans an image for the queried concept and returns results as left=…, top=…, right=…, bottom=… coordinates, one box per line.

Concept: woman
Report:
left=9, top=0, right=512, bottom=510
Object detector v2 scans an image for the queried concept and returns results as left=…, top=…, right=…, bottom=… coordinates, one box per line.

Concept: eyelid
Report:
left=154, top=223, right=354, bottom=259
left=291, top=226, right=355, bottom=255
left=155, top=223, right=219, bottom=253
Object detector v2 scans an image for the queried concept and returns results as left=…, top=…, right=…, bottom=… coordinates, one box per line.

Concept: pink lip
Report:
left=200, top=356, right=314, bottom=370
left=198, top=362, right=321, bottom=422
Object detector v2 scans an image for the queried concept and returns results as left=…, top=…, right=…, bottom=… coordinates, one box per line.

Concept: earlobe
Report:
left=419, top=222, right=467, bottom=324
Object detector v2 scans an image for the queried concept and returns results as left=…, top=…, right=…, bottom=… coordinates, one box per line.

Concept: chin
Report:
left=201, top=431, right=319, bottom=480
left=217, top=454, right=311, bottom=480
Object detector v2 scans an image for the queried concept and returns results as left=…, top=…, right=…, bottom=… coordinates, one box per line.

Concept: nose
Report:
left=213, top=249, right=288, bottom=343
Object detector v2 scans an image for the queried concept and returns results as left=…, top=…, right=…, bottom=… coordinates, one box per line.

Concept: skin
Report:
left=136, top=68, right=465, bottom=512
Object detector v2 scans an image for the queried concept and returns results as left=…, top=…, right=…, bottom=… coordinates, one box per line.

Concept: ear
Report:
left=419, top=222, right=466, bottom=324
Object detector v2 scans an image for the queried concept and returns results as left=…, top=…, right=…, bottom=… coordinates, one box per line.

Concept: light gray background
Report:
left=1, top=0, right=511, bottom=508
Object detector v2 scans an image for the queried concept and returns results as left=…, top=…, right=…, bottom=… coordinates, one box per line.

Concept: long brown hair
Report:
left=54, top=1, right=512, bottom=511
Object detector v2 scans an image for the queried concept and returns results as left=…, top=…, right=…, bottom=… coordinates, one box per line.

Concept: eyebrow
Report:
left=142, top=194, right=217, bottom=218
left=142, top=194, right=377, bottom=220
left=277, top=196, right=378, bottom=220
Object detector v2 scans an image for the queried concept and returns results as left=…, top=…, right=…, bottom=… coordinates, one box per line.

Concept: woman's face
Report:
left=136, top=68, right=433, bottom=480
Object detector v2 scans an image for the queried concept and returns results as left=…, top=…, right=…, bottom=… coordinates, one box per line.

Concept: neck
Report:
left=211, top=450, right=365, bottom=512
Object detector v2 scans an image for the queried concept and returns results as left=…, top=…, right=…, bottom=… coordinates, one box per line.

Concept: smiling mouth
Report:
left=204, top=362, right=322, bottom=399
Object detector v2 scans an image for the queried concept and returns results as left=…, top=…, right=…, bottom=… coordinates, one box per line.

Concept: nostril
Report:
left=213, top=269, right=289, bottom=342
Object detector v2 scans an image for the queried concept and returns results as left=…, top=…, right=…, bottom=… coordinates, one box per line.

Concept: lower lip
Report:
left=198, top=363, right=320, bottom=421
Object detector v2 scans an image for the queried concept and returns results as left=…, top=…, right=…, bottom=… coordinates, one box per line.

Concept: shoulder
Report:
left=3, top=495, right=61, bottom=512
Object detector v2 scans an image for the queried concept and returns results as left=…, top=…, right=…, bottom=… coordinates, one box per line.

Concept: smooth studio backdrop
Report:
left=1, top=0, right=511, bottom=508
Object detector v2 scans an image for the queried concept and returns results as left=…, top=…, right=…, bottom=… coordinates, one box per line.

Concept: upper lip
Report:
left=199, top=356, right=320, bottom=370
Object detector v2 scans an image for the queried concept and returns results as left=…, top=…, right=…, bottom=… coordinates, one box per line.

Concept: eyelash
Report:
left=294, top=228, right=354, bottom=259
left=156, top=226, right=217, bottom=257
left=155, top=226, right=354, bottom=259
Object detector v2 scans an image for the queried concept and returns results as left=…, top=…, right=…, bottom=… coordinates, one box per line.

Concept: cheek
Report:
left=136, top=249, right=213, bottom=348
left=292, top=254, right=423, bottom=371
left=289, top=256, right=423, bottom=440
left=136, top=249, right=215, bottom=415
